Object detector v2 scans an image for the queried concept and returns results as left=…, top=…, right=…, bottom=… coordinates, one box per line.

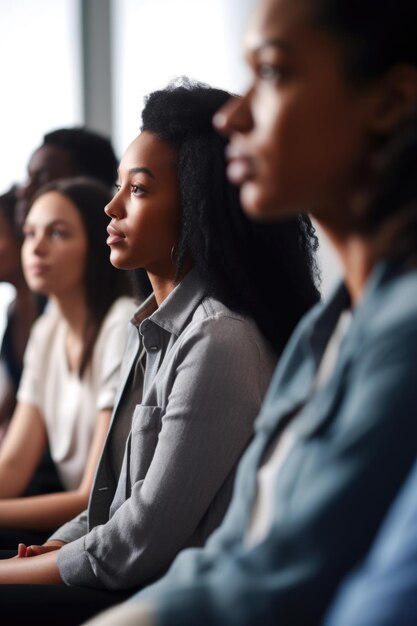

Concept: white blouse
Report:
left=17, top=296, right=136, bottom=490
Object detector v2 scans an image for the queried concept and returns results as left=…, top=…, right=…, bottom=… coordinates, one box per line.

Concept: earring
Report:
left=171, top=243, right=178, bottom=265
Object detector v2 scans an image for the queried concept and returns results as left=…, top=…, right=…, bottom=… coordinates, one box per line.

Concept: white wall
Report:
left=314, top=223, right=343, bottom=296
left=0, top=284, right=15, bottom=340
left=0, top=0, right=82, bottom=340
left=0, top=0, right=341, bottom=339
left=110, top=0, right=254, bottom=157
left=0, top=0, right=82, bottom=193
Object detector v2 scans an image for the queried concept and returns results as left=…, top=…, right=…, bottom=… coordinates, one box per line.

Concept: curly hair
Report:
left=141, top=78, right=320, bottom=354
left=359, top=115, right=417, bottom=267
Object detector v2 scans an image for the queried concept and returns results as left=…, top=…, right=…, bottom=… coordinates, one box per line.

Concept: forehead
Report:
left=26, top=191, right=83, bottom=227
left=245, top=0, right=312, bottom=52
left=120, top=131, right=177, bottom=174
left=28, top=144, right=75, bottom=176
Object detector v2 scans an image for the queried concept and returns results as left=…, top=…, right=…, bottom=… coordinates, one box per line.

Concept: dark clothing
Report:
left=0, top=550, right=130, bottom=626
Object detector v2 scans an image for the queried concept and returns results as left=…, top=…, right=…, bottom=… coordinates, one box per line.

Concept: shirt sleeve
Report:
left=57, top=315, right=274, bottom=590
left=48, top=509, right=88, bottom=544
left=323, top=458, right=417, bottom=626
left=16, top=310, right=57, bottom=409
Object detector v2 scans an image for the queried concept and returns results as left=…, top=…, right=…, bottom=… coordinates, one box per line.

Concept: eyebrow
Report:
left=125, top=166, right=156, bottom=180
left=23, top=218, right=70, bottom=229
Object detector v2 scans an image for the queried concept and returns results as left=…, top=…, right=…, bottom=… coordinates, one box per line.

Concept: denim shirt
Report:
left=53, top=269, right=276, bottom=591
left=135, top=261, right=417, bottom=626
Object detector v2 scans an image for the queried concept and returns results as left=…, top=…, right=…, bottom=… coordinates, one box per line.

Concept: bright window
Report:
left=0, top=0, right=82, bottom=336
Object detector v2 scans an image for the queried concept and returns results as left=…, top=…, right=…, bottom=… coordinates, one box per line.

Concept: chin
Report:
left=241, top=183, right=300, bottom=222
left=25, top=278, right=47, bottom=292
left=240, top=186, right=279, bottom=222
left=109, top=252, right=127, bottom=270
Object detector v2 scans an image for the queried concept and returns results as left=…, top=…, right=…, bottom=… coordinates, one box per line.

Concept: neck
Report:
left=51, top=288, right=89, bottom=338
left=318, top=222, right=375, bottom=305
left=146, top=274, right=179, bottom=307
left=146, top=260, right=193, bottom=307
left=51, top=288, right=90, bottom=374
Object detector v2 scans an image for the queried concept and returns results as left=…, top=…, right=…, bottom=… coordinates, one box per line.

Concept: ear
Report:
left=369, top=64, right=417, bottom=135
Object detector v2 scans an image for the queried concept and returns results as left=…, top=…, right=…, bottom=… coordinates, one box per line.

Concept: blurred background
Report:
left=0, top=0, right=341, bottom=337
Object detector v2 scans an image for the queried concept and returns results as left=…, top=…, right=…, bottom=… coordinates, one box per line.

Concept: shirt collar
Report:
left=131, top=268, right=207, bottom=338
left=305, top=258, right=400, bottom=365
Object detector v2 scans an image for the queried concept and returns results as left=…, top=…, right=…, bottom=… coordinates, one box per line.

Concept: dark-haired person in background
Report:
left=15, top=126, right=152, bottom=302
left=0, top=78, right=319, bottom=626
left=15, top=127, right=119, bottom=225
left=0, top=178, right=136, bottom=549
left=0, top=127, right=147, bottom=504
left=77, top=0, right=417, bottom=625
left=0, top=187, right=44, bottom=445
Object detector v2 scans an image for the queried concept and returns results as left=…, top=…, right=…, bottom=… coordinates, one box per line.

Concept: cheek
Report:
left=63, top=242, right=88, bottom=284
left=135, top=202, right=180, bottom=247
left=254, top=94, right=366, bottom=214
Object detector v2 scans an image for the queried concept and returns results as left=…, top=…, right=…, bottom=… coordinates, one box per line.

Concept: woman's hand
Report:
left=0, top=544, right=63, bottom=584
left=17, top=540, right=65, bottom=558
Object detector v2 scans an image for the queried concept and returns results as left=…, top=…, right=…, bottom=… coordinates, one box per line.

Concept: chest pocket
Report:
left=128, top=405, right=163, bottom=488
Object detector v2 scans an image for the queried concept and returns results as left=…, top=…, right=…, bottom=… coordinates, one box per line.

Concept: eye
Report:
left=258, top=62, right=285, bottom=83
left=50, top=228, right=67, bottom=239
left=114, top=183, right=121, bottom=192
left=131, top=184, right=146, bottom=197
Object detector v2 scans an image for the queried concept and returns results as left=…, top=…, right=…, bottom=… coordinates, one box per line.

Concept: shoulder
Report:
left=20, top=304, right=63, bottom=370
left=182, top=294, right=273, bottom=362
left=360, top=268, right=417, bottom=342
left=92, top=297, right=137, bottom=363
left=27, top=303, right=62, bottom=344
left=99, top=296, right=138, bottom=333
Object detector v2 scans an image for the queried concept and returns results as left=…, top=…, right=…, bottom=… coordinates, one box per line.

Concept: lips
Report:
left=27, top=263, right=49, bottom=276
left=106, top=224, right=126, bottom=245
left=225, top=144, right=254, bottom=186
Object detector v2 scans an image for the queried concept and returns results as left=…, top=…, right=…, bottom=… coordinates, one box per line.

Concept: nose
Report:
left=213, top=93, right=254, bottom=136
left=104, top=191, right=124, bottom=219
left=30, top=232, right=48, bottom=256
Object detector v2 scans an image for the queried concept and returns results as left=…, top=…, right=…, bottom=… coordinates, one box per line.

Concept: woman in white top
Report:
left=0, top=177, right=136, bottom=548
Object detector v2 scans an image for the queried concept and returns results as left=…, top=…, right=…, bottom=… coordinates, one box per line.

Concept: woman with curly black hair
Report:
left=77, top=0, right=417, bottom=625
left=0, top=78, right=319, bottom=625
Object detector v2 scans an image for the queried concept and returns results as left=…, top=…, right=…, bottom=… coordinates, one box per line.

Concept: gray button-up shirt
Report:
left=52, top=269, right=276, bottom=591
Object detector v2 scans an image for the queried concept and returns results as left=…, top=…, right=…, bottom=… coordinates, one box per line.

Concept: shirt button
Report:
left=149, top=346, right=158, bottom=352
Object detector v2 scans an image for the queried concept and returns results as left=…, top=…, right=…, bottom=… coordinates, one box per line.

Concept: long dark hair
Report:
left=0, top=186, right=21, bottom=240
left=141, top=78, right=320, bottom=355
left=30, top=176, right=135, bottom=376
left=311, top=0, right=417, bottom=264
left=310, top=0, right=417, bottom=83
